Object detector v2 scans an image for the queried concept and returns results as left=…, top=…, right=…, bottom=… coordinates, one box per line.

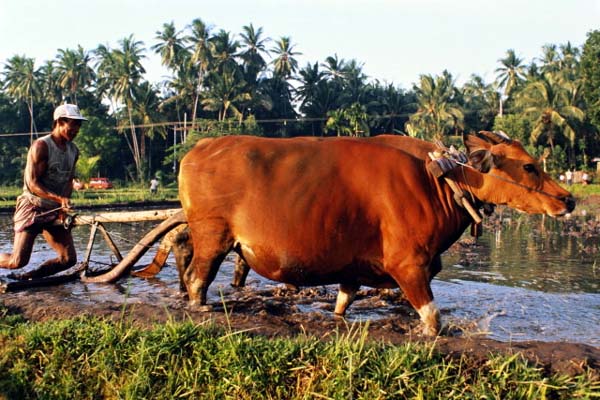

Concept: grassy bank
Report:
left=0, top=186, right=180, bottom=210
left=0, top=310, right=596, bottom=399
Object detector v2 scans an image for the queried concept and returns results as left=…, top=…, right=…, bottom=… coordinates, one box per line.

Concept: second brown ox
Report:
left=178, top=132, right=574, bottom=335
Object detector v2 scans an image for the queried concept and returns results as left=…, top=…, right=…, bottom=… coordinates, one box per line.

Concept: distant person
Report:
left=582, top=171, right=590, bottom=185
left=0, top=104, right=87, bottom=279
left=150, top=177, right=159, bottom=195
left=565, top=169, right=573, bottom=186
left=559, top=174, right=565, bottom=184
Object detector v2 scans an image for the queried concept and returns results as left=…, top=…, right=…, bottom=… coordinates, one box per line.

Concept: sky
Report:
left=1, top=0, right=599, bottom=89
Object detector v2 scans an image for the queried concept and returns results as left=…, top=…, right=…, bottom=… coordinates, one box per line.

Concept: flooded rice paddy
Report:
left=0, top=209, right=598, bottom=346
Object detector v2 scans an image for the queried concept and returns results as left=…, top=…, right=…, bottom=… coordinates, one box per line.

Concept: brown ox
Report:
left=178, top=133, right=574, bottom=335
left=171, top=135, right=438, bottom=293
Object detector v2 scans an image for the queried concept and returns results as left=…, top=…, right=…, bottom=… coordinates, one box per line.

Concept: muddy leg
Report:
left=184, top=225, right=232, bottom=307
left=334, top=283, right=359, bottom=316
left=0, top=229, right=37, bottom=270
left=10, top=226, right=76, bottom=279
left=387, top=264, right=440, bottom=336
left=172, top=228, right=193, bottom=292
left=231, top=254, right=250, bottom=288
left=184, top=252, right=227, bottom=308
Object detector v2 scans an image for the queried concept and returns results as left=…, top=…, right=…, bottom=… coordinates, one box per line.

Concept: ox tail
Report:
left=80, top=210, right=187, bottom=283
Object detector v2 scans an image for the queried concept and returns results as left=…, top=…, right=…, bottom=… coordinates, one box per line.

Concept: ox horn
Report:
left=478, top=130, right=512, bottom=144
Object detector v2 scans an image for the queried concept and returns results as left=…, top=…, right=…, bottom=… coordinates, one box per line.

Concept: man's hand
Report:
left=60, top=197, right=73, bottom=211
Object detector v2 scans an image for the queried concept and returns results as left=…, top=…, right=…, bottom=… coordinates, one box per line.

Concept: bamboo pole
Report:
left=58, top=208, right=183, bottom=226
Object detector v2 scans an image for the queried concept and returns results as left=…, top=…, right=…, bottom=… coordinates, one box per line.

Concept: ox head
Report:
left=463, top=131, right=575, bottom=216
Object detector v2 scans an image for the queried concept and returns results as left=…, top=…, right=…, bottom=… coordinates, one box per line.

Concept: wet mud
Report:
left=1, top=280, right=598, bottom=378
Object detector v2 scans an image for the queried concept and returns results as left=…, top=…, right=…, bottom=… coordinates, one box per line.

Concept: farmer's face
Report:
left=58, top=118, right=82, bottom=141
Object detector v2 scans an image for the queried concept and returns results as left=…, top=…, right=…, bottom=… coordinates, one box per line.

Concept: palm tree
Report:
left=201, top=66, right=250, bottom=122
left=340, top=59, right=367, bottom=105
left=38, top=60, right=62, bottom=107
left=515, top=72, right=585, bottom=164
left=186, top=18, right=214, bottom=130
left=133, top=81, right=165, bottom=176
left=162, top=59, right=197, bottom=120
left=325, top=102, right=369, bottom=137
left=321, top=54, right=346, bottom=81
left=151, top=21, right=186, bottom=72
left=56, top=45, right=95, bottom=104
left=296, top=62, right=326, bottom=114
left=538, top=44, right=560, bottom=75
left=462, top=74, right=500, bottom=131
left=271, top=36, right=301, bottom=78
left=95, top=35, right=147, bottom=179
left=1, top=55, right=40, bottom=142
left=405, top=71, right=464, bottom=141
left=239, top=24, right=270, bottom=83
left=370, top=82, right=411, bottom=134
left=210, top=29, right=240, bottom=73
left=495, top=49, right=526, bottom=115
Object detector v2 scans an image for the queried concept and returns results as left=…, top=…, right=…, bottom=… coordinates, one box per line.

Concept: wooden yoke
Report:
left=427, top=152, right=482, bottom=224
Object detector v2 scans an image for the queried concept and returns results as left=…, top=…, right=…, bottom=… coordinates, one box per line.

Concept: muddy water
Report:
left=0, top=210, right=598, bottom=346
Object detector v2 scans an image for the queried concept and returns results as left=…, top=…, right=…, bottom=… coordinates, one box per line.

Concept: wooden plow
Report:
left=0, top=208, right=186, bottom=293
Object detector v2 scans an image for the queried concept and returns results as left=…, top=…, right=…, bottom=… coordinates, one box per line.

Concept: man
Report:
left=150, top=176, right=159, bottom=195
left=0, top=104, right=86, bottom=279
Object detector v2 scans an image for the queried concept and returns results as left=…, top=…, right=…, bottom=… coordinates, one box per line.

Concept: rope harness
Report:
left=426, top=144, right=483, bottom=226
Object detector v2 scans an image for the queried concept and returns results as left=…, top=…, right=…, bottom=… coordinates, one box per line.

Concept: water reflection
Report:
left=0, top=209, right=598, bottom=345
left=439, top=214, right=599, bottom=293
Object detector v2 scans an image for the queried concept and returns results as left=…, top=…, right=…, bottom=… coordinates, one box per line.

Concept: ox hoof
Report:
left=333, top=312, right=347, bottom=320
left=421, top=324, right=441, bottom=337
left=188, top=301, right=213, bottom=312
left=197, top=304, right=213, bottom=312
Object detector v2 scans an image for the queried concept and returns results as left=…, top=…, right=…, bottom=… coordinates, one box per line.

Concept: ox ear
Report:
left=464, top=134, right=494, bottom=172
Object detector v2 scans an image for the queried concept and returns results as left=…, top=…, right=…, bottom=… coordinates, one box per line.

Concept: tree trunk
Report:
left=127, top=105, right=142, bottom=180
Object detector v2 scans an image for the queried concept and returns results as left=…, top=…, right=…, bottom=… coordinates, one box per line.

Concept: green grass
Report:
left=0, top=310, right=596, bottom=399
left=0, top=186, right=179, bottom=209
left=568, top=182, right=600, bottom=197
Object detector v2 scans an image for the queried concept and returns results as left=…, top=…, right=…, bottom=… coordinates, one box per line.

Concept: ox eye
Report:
left=523, top=164, right=538, bottom=175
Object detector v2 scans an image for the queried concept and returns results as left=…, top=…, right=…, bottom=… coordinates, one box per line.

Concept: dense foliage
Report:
left=1, top=20, right=599, bottom=185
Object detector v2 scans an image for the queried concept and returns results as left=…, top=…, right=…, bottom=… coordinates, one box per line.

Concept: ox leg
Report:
left=184, top=226, right=232, bottom=307
left=387, top=264, right=440, bottom=336
left=334, top=283, right=360, bottom=316
left=231, top=255, right=250, bottom=288
left=185, top=252, right=228, bottom=307
left=173, top=228, right=194, bottom=293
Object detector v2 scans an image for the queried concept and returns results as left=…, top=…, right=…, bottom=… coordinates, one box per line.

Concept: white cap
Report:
left=53, top=104, right=88, bottom=121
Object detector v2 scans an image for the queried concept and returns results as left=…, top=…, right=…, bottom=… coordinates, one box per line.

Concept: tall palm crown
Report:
left=1, top=55, right=40, bottom=139
left=38, top=60, right=62, bottom=107
left=516, top=72, right=584, bottom=156
left=495, top=49, right=526, bottom=98
left=56, top=45, right=95, bottom=104
left=271, top=36, right=301, bottom=78
left=239, top=24, right=270, bottom=82
left=406, top=71, right=464, bottom=141
left=210, top=30, right=240, bottom=73
left=152, top=22, right=187, bottom=71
